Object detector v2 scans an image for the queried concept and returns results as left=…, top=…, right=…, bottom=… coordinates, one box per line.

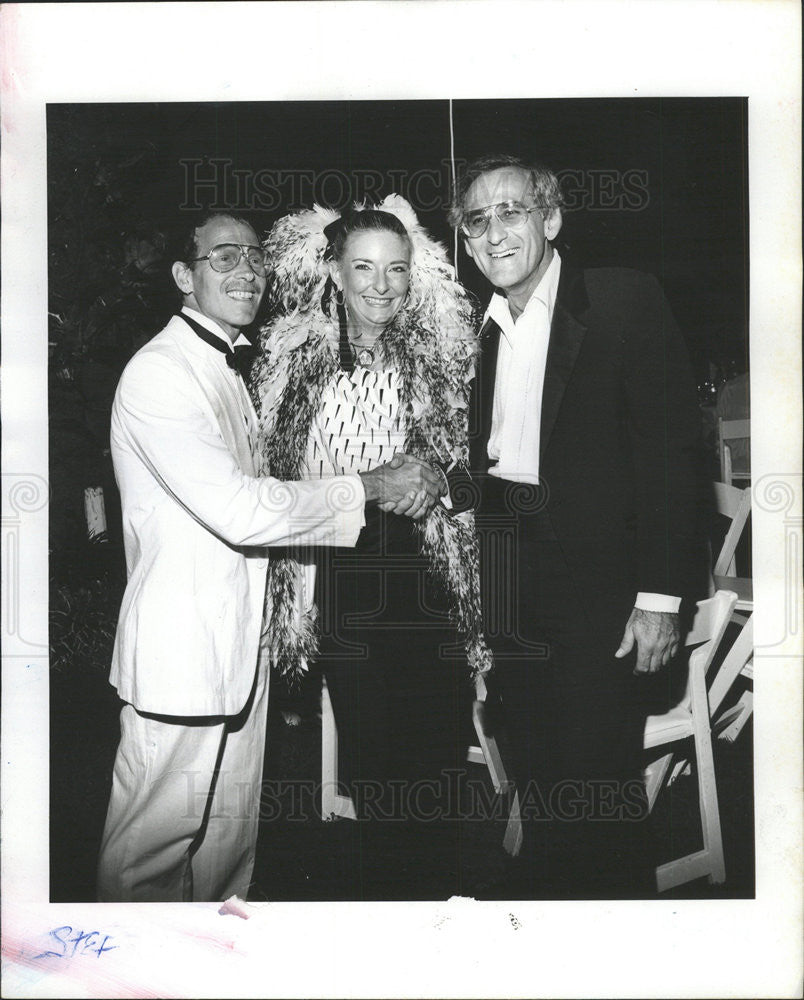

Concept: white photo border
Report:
left=1, top=2, right=801, bottom=998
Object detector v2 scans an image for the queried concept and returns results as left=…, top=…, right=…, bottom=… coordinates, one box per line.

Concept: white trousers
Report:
left=97, top=658, right=269, bottom=902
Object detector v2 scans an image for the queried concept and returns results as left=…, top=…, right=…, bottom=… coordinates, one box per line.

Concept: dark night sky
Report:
left=48, top=98, right=748, bottom=377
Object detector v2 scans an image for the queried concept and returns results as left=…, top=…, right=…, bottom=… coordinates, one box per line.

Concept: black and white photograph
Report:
left=45, top=96, right=755, bottom=906
left=2, top=3, right=801, bottom=998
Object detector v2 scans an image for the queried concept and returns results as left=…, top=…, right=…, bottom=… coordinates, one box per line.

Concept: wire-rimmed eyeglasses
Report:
left=460, top=200, right=542, bottom=239
left=188, top=243, right=269, bottom=275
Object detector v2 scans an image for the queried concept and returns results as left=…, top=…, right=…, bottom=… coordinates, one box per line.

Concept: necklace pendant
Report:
left=356, top=347, right=375, bottom=367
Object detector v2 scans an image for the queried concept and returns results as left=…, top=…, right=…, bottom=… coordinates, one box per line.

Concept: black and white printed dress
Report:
left=307, top=366, right=470, bottom=823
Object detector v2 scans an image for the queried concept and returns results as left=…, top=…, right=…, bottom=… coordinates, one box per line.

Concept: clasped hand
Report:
left=360, top=453, right=445, bottom=521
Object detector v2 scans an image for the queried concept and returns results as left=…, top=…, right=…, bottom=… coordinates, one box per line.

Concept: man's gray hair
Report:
left=448, top=153, right=564, bottom=229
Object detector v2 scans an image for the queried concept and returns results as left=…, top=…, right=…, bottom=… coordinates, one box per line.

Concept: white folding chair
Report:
left=709, top=482, right=754, bottom=738
left=467, top=672, right=522, bottom=856
left=665, top=610, right=754, bottom=787
left=711, top=482, right=753, bottom=617
left=320, top=672, right=521, bottom=847
left=718, top=417, right=751, bottom=485
left=320, top=675, right=357, bottom=820
left=709, top=616, right=754, bottom=743
left=643, top=589, right=738, bottom=891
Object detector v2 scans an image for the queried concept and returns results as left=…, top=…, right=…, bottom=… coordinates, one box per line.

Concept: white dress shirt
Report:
left=486, top=252, right=560, bottom=485
left=181, top=305, right=252, bottom=350
left=483, top=251, right=679, bottom=614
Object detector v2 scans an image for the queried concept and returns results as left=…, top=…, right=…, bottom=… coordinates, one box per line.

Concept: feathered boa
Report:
left=250, top=194, right=492, bottom=683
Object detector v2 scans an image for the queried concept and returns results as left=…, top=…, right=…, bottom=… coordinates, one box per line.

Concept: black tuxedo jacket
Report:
left=468, top=263, right=702, bottom=613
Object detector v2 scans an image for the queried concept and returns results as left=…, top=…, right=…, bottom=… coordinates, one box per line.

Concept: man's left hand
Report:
left=614, top=608, right=680, bottom=674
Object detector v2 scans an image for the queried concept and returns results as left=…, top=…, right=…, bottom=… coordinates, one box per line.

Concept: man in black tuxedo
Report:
left=450, top=154, right=702, bottom=897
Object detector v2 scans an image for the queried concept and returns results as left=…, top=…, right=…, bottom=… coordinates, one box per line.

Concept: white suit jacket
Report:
left=109, top=314, right=364, bottom=716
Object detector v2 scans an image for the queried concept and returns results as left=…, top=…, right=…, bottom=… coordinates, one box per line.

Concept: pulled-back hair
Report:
left=448, top=153, right=564, bottom=229
left=323, top=207, right=411, bottom=262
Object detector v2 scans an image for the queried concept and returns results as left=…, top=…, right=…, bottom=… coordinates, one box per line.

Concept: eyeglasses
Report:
left=460, top=200, right=542, bottom=239
left=189, top=243, right=269, bottom=275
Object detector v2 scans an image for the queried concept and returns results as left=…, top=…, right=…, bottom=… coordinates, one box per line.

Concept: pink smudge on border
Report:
left=0, top=4, right=23, bottom=102
left=218, top=895, right=252, bottom=920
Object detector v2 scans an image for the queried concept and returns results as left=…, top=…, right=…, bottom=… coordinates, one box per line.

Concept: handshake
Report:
left=359, top=453, right=447, bottom=521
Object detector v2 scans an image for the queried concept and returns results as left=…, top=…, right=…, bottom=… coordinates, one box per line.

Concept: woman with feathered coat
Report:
left=251, top=196, right=491, bottom=875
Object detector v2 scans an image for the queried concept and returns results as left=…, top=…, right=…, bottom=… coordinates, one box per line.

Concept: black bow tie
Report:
left=177, top=313, right=249, bottom=370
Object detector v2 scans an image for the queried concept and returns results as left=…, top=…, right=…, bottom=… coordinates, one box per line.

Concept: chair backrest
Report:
left=718, top=417, right=751, bottom=483
left=707, top=615, right=754, bottom=718
left=664, top=590, right=737, bottom=715
left=686, top=590, right=737, bottom=646
left=712, top=482, right=752, bottom=577
left=683, top=590, right=739, bottom=691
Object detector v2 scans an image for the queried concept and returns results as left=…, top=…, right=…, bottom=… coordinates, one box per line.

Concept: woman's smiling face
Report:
left=332, top=229, right=411, bottom=337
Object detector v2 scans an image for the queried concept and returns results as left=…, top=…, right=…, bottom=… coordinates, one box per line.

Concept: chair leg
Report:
left=320, top=677, right=356, bottom=821
left=716, top=690, right=753, bottom=743
left=471, top=678, right=522, bottom=854
left=723, top=444, right=733, bottom=486
left=690, top=675, right=726, bottom=884
left=320, top=677, right=338, bottom=819
left=502, top=790, right=522, bottom=857
left=644, top=753, right=675, bottom=811
left=472, top=700, right=508, bottom=794
left=668, top=758, right=692, bottom=784
left=708, top=619, right=753, bottom=719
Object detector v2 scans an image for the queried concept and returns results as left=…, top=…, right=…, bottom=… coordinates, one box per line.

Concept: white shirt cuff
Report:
left=348, top=474, right=367, bottom=528
left=635, top=592, right=682, bottom=613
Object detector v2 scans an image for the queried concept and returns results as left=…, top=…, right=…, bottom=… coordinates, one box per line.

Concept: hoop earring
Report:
left=335, top=287, right=345, bottom=307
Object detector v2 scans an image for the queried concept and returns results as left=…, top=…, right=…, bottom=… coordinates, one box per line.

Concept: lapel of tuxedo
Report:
left=540, top=263, right=589, bottom=461
left=174, top=317, right=260, bottom=476
left=470, top=315, right=502, bottom=472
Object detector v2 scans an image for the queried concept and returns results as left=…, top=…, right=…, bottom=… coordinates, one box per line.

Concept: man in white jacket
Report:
left=97, top=210, right=441, bottom=902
